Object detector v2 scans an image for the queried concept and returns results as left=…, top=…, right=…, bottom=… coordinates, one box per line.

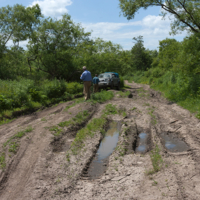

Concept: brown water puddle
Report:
left=160, top=133, right=189, bottom=152
left=85, top=121, right=120, bottom=179
left=135, top=133, right=148, bottom=153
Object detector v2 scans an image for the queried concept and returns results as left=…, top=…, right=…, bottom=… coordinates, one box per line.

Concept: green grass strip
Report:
left=0, top=153, right=6, bottom=169
left=3, top=126, right=33, bottom=147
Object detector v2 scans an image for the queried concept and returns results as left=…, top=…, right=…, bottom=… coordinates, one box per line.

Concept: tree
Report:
left=152, top=38, right=180, bottom=69
left=131, top=36, right=152, bottom=71
left=119, top=0, right=200, bottom=34
left=0, top=4, right=42, bottom=79
left=0, top=4, right=42, bottom=49
left=27, top=14, right=91, bottom=80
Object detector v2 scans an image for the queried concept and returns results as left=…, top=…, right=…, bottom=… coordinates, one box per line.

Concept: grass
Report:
left=3, top=126, right=33, bottom=147
left=147, top=107, right=157, bottom=125
left=71, top=116, right=107, bottom=155
left=147, top=145, right=163, bottom=175
left=131, top=107, right=137, bottom=111
left=116, top=91, right=130, bottom=98
left=90, top=90, right=114, bottom=103
left=104, top=104, right=118, bottom=115
left=59, top=110, right=89, bottom=128
left=49, top=126, right=63, bottom=136
left=123, top=85, right=131, bottom=89
left=0, top=153, right=6, bottom=169
left=0, top=118, right=15, bottom=126
left=64, top=98, right=85, bottom=111
left=51, top=110, right=90, bottom=137
left=9, top=142, right=19, bottom=154
left=41, top=117, right=47, bottom=122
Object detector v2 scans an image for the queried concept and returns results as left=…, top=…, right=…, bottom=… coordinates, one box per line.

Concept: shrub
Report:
left=66, top=82, right=83, bottom=94
left=46, top=79, right=66, bottom=99
left=151, top=67, right=164, bottom=78
left=120, top=77, right=124, bottom=88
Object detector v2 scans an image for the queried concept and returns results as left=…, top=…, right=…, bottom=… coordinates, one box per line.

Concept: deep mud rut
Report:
left=1, top=81, right=200, bottom=199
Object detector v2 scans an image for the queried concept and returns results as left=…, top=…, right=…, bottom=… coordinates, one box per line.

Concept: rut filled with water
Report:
left=84, top=121, right=120, bottom=179
left=135, top=133, right=148, bottom=153
left=160, top=132, right=189, bottom=152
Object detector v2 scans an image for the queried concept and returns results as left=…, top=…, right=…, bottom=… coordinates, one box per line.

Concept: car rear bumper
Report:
left=98, top=82, right=110, bottom=88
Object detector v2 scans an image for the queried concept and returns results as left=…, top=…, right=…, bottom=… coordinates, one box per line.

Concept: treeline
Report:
left=125, top=34, right=200, bottom=118
left=0, top=4, right=156, bottom=121
left=0, top=4, right=155, bottom=82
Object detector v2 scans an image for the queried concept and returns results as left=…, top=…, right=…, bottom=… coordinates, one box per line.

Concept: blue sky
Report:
left=1, top=0, right=187, bottom=50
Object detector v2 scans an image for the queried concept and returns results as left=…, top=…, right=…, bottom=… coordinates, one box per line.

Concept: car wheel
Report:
left=110, top=82, right=114, bottom=89
left=116, top=82, right=120, bottom=90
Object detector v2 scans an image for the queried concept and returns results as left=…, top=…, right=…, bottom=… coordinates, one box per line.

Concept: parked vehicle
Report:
left=98, top=72, right=120, bottom=90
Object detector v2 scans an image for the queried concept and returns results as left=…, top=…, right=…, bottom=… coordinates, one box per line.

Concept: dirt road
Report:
left=0, top=81, right=200, bottom=200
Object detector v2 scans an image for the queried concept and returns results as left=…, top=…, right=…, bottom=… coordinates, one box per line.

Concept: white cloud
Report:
left=30, top=0, right=72, bottom=17
left=82, top=15, right=187, bottom=50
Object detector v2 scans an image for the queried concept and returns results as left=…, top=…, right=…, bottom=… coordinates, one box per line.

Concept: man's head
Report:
left=83, top=66, right=87, bottom=71
left=95, top=74, right=98, bottom=77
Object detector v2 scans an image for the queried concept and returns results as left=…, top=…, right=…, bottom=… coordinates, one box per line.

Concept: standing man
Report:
left=92, top=74, right=99, bottom=93
left=80, top=66, right=92, bottom=100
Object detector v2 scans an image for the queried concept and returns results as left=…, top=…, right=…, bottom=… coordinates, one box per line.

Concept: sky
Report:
left=0, top=0, right=187, bottom=50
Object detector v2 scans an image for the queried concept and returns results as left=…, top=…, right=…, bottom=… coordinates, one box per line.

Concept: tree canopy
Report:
left=119, top=0, right=200, bottom=34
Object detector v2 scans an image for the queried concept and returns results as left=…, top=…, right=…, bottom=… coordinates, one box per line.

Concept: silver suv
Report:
left=98, top=72, right=120, bottom=90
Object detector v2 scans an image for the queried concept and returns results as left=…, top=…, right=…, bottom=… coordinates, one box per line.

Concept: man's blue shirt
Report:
left=93, top=77, right=99, bottom=84
left=80, top=70, right=92, bottom=81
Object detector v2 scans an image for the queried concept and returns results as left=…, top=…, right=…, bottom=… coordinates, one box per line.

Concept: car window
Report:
left=98, top=74, right=111, bottom=78
left=104, top=74, right=111, bottom=78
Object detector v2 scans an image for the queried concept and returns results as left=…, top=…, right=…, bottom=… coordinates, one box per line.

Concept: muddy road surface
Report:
left=0, top=81, right=200, bottom=200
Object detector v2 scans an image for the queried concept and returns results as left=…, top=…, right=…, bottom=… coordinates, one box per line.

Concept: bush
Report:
left=151, top=67, right=164, bottom=78
left=120, top=77, right=124, bottom=88
left=45, top=79, right=66, bottom=99
left=66, top=82, right=83, bottom=94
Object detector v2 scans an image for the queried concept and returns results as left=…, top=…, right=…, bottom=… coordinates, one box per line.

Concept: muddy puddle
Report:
left=160, top=133, right=189, bottom=152
left=84, top=121, right=120, bottom=179
left=136, top=133, right=148, bottom=153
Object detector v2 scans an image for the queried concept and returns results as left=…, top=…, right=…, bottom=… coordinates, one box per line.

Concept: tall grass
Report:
left=0, top=78, right=83, bottom=118
left=125, top=68, right=200, bottom=118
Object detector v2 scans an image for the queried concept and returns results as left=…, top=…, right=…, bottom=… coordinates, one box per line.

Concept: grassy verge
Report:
left=124, top=71, right=200, bottom=119
left=147, top=145, right=163, bottom=175
left=0, top=153, right=6, bottom=169
left=0, top=79, right=84, bottom=125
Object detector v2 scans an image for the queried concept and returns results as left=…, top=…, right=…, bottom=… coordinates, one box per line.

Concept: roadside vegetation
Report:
left=119, top=0, right=200, bottom=119
left=124, top=36, right=200, bottom=118
left=0, top=79, right=83, bottom=120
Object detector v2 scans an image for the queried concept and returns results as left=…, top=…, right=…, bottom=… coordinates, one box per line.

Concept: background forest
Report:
left=1, top=2, right=200, bottom=121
